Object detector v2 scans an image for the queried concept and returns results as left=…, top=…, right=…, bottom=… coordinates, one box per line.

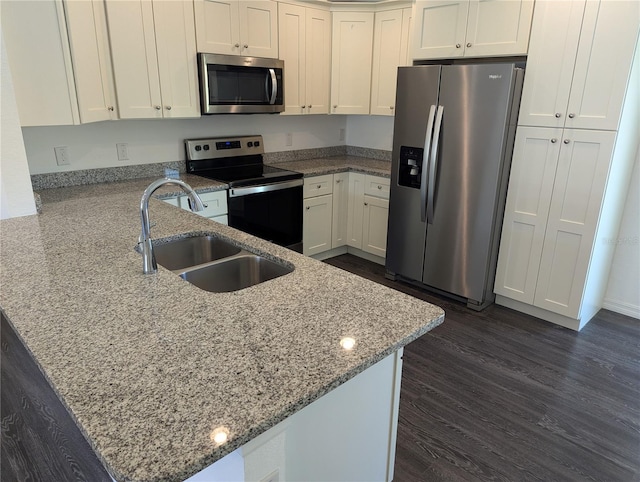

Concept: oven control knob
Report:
left=248, top=142, right=253, bottom=147
left=203, top=145, right=210, bottom=151
left=255, top=141, right=260, bottom=147
left=195, top=145, right=201, bottom=151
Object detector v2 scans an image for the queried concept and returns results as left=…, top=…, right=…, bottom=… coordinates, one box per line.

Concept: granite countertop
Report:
left=268, top=155, right=391, bottom=178
left=1, top=157, right=442, bottom=482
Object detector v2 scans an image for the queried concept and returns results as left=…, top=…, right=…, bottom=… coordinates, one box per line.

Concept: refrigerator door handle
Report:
left=420, top=105, right=437, bottom=222
left=427, top=105, right=444, bottom=224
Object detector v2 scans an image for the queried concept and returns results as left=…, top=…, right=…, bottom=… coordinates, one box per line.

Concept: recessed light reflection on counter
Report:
left=210, top=426, right=230, bottom=446
left=340, top=337, right=356, bottom=351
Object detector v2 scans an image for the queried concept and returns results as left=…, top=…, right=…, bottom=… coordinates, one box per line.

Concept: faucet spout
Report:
left=140, top=178, right=205, bottom=274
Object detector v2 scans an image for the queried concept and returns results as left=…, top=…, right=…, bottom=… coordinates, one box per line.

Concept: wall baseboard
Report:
left=602, top=299, right=640, bottom=320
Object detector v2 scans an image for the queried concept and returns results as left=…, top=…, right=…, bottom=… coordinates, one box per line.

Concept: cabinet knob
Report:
left=377, top=185, right=382, bottom=190
left=467, top=42, right=472, bottom=48
left=563, top=139, right=570, bottom=144
left=308, top=105, right=312, bottom=108
left=243, top=44, right=249, bottom=49
left=390, top=106, right=394, bottom=110
left=306, top=206, right=310, bottom=210
left=555, top=113, right=562, bottom=118
left=155, top=105, right=161, bottom=110
left=364, top=202, right=368, bottom=206
left=234, top=43, right=240, bottom=48
left=568, top=113, right=575, bottom=118
left=333, top=105, right=338, bottom=109
left=165, top=106, right=172, bottom=110
left=317, top=185, right=321, bottom=189
left=456, top=43, right=461, bottom=48
left=108, top=106, right=114, bottom=111
left=336, top=179, right=341, bottom=184
left=551, top=138, right=557, bottom=143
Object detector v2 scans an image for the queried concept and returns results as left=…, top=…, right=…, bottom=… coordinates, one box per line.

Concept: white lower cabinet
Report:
left=495, top=126, right=623, bottom=329
left=304, top=173, right=390, bottom=261
left=162, top=190, right=228, bottom=224
left=186, top=350, right=404, bottom=482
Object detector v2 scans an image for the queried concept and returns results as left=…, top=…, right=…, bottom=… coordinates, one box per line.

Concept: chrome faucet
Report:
left=140, top=178, right=206, bottom=274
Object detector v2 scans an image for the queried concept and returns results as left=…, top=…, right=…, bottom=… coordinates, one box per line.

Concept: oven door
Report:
left=227, top=180, right=303, bottom=252
left=199, top=53, right=284, bottom=114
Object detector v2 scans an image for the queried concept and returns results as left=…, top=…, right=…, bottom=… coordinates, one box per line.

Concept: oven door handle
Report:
left=228, top=179, right=303, bottom=198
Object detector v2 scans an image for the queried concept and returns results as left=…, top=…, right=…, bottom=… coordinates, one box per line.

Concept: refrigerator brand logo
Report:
left=489, top=74, right=503, bottom=79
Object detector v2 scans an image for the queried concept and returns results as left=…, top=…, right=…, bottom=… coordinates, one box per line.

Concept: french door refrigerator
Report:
left=385, top=63, right=523, bottom=310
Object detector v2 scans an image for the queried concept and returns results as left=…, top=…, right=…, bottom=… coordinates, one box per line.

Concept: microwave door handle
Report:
left=268, top=69, right=277, bottom=105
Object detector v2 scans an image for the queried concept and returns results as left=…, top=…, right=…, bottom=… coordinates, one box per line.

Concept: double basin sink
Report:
left=152, top=234, right=293, bottom=293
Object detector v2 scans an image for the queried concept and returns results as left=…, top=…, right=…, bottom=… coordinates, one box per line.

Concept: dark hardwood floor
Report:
left=324, top=254, right=640, bottom=482
left=2, top=254, right=639, bottom=482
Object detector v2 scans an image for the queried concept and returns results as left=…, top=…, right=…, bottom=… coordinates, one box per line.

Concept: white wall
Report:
left=604, top=149, right=640, bottom=319
left=0, top=29, right=36, bottom=219
left=22, top=115, right=347, bottom=174
left=346, top=115, right=394, bottom=151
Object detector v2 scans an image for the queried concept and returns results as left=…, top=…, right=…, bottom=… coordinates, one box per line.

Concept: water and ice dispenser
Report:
left=398, top=146, right=424, bottom=189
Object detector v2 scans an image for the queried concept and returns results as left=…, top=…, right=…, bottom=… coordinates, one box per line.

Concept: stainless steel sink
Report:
left=151, top=234, right=293, bottom=292
left=154, top=235, right=241, bottom=271
left=179, top=254, right=292, bottom=293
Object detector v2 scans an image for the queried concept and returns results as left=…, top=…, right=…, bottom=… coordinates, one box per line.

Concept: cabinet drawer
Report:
left=304, top=175, right=334, bottom=198
left=196, top=190, right=228, bottom=218
left=364, top=175, right=390, bottom=199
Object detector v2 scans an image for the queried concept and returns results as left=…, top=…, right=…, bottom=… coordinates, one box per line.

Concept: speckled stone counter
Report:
left=268, top=155, right=391, bottom=178
left=0, top=174, right=442, bottom=482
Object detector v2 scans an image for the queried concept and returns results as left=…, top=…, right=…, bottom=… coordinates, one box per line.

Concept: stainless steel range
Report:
left=185, top=135, right=303, bottom=252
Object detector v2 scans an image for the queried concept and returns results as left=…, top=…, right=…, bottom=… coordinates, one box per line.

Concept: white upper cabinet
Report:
left=279, top=3, right=331, bottom=115
left=2, top=0, right=79, bottom=126
left=518, top=0, right=640, bottom=131
left=194, top=0, right=278, bottom=58
left=64, top=0, right=117, bottom=123
left=370, top=8, right=412, bottom=116
left=331, top=11, right=375, bottom=115
left=412, top=0, right=533, bottom=60
left=106, top=0, right=199, bottom=119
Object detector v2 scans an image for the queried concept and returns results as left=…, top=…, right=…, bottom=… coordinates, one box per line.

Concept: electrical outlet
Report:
left=54, top=146, right=70, bottom=166
left=285, top=132, right=293, bottom=147
left=339, top=128, right=346, bottom=141
left=117, top=143, right=129, bottom=161
left=260, top=469, right=279, bottom=482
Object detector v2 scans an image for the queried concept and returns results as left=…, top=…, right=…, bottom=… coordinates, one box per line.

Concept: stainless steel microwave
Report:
left=198, top=53, right=284, bottom=114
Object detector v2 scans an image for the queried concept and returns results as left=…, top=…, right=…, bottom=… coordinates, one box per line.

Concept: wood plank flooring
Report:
left=324, top=254, right=640, bottom=482
left=2, top=254, right=639, bottom=482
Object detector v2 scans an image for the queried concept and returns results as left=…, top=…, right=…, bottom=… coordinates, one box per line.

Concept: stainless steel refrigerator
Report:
left=385, top=63, right=524, bottom=310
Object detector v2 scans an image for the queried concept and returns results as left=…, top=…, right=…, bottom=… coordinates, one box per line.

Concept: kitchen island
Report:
left=0, top=174, right=443, bottom=481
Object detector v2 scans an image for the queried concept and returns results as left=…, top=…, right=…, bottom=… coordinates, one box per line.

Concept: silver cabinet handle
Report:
left=154, top=105, right=161, bottom=110
left=456, top=43, right=461, bottom=48
left=564, top=139, right=570, bottom=144
left=551, top=138, right=557, bottom=143
left=165, top=106, right=171, bottom=110
left=555, top=113, right=562, bottom=118
left=568, top=113, right=575, bottom=118
left=467, top=42, right=472, bottom=47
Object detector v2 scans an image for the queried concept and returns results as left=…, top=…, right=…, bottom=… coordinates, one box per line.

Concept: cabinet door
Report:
left=411, top=0, right=468, bottom=60
left=305, top=8, right=331, bottom=115
left=64, top=0, right=117, bottom=123
left=347, top=173, right=366, bottom=249
left=465, top=0, right=534, bottom=57
left=362, top=195, right=389, bottom=258
left=279, top=3, right=306, bottom=115
left=303, top=194, right=333, bottom=256
left=330, top=12, right=374, bottom=115
left=332, top=173, right=350, bottom=249
left=494, top=127, right=562, bottom=304
left=370, top=9, right=404, bottom=116
left=194, top=0, right=241, bottom=55
left=517, top=0, right=584, bottom=129
left=153, top=0, right=200, bottom=118
left=106, top=0, right=163, bottom=119
left=1, top=0, right=79, bottom=126
left=400, top=7, right=413, bottom=67
left=534, top=130, right=615, bottom=318
left=565, top=0, right=640, bottom=131
left=239, top=1, right=279, bottom=58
